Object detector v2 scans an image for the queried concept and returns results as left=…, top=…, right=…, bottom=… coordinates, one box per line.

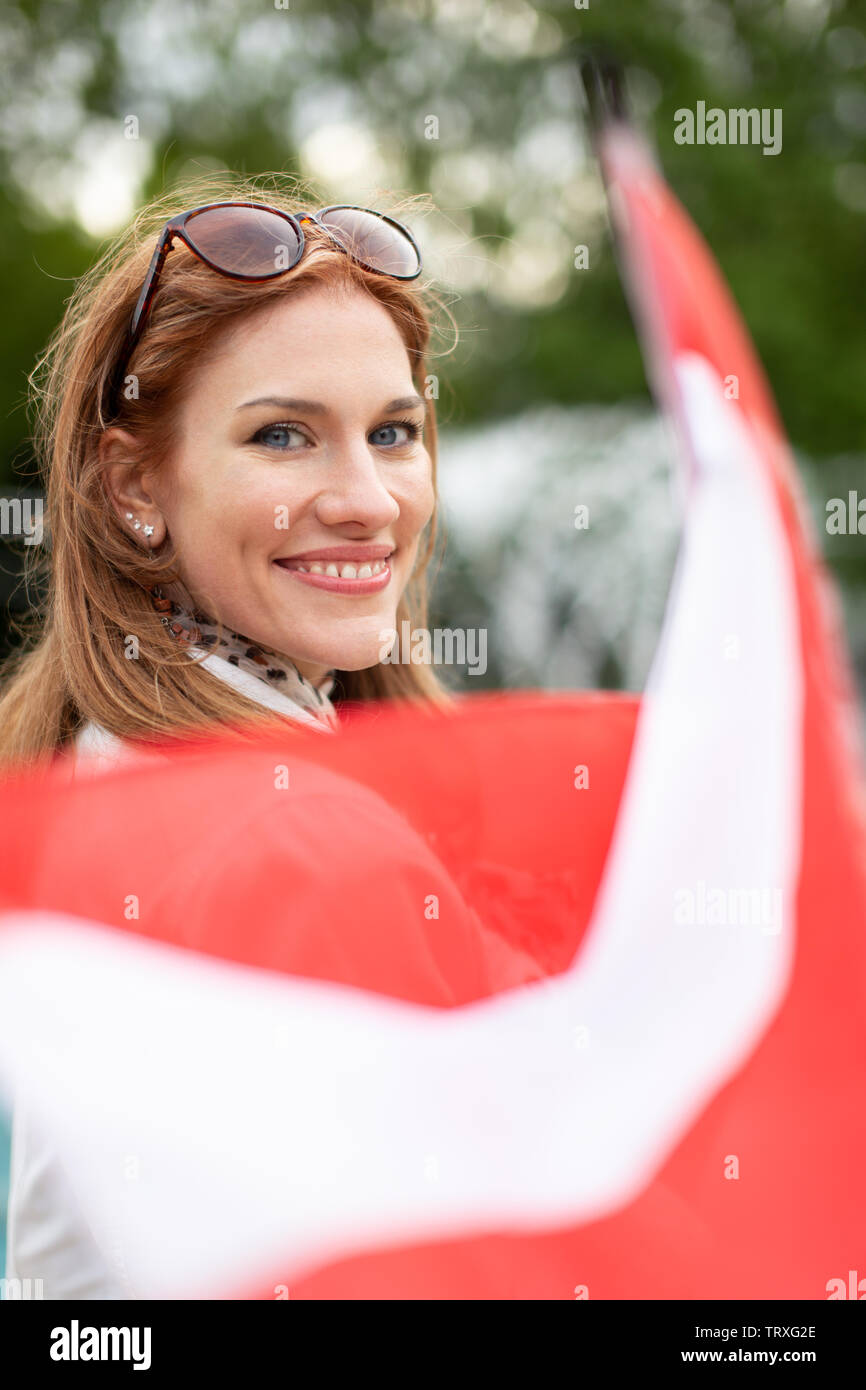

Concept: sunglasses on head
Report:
left=109, top=200, right=422, bottom=411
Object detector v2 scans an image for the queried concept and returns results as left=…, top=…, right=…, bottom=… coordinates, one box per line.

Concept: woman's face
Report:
left=103, top=283, right=434, bottom=684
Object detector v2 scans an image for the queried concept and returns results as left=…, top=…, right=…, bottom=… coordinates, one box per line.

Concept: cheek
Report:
left=191, top=469, right=282, bottom=550
left=165, top=467, right=265, bottom=591
left=158, top=452, right=224, bottom=538
left=397, top=459, right=436, bottom=531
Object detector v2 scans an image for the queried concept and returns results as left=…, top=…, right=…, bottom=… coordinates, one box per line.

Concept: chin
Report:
left=281, top=626, right=398, bottom=674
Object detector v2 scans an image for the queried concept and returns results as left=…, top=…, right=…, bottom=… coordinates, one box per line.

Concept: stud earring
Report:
left=125, top=512, right=133, bottom=520
left=143, top=524, right=154, bottom=538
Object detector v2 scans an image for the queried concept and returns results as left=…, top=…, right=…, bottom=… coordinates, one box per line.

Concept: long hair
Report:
left=0, top=172, right=456, bottom=768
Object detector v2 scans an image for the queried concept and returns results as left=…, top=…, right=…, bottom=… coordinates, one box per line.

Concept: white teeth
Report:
left=287, top=556, right=391, bottom=578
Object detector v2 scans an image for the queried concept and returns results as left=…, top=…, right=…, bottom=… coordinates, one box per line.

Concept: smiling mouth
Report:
left=273, top=552, right=394, bottom=595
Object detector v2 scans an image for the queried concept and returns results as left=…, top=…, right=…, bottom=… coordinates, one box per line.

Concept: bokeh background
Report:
left=1, top=0, right=864, bottom=1280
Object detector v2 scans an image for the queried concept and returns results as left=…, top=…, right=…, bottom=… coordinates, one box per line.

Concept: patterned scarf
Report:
left=146, top=584, right=339, bottom=732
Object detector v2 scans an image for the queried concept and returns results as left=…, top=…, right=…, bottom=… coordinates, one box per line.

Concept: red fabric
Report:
left=2, top=130, right=865, bottom=1300
left=0, top=694, right=638, bottom=1005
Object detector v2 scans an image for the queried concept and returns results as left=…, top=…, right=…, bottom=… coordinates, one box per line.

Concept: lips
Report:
left=273, top=548, right=394, bottom=596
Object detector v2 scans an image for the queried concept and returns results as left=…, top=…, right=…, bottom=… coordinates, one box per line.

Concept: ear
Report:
left=99, top=427, right=168, bottom=548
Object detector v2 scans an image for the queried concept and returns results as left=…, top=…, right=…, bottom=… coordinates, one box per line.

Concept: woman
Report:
left=0, top=176, right=451, bottom=770
left=0, top=175, right=545, bottom=1298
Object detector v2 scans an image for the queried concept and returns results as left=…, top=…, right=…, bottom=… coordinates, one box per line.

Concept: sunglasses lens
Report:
left=317, top=207, right=421, bottom=278
left=185, top=205, right=302, bottom=277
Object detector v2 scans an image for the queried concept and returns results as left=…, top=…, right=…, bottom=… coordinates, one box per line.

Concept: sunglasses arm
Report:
left=107, top=229, right=178, bottom=416
left=130, top=229, right=178, bottom=339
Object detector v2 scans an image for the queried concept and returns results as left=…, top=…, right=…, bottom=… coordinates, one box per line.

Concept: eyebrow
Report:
left=235, top=394, right=427, bottom=415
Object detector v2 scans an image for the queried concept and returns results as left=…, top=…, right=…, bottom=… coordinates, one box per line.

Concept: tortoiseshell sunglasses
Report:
left=110, top=201, right=422, bottom=409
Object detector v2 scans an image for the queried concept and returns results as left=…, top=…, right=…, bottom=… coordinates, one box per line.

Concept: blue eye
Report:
left=370, top=420, right=421, bottom=448
left=253, top=423, right=308, bottom=450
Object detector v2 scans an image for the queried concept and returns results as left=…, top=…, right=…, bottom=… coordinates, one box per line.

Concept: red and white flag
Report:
left=0, top=118, right=864, bottom=1300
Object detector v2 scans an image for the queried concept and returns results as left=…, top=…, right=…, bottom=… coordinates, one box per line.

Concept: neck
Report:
left=145, top=582, right=338, bottom=731
left=161, top=582, right=332, bottom=685
left=291, top=659, right=335, bottom=689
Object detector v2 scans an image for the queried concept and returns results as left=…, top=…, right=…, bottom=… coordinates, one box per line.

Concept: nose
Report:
left=314, top=438, right=401, bottom=532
